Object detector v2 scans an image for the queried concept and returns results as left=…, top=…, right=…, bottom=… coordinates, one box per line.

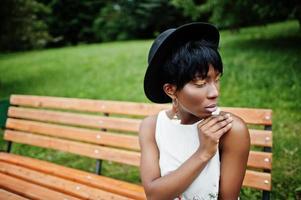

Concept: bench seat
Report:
left=0, top=95, right=273, bottom=199
left=0, top=152, right=145, bottom=200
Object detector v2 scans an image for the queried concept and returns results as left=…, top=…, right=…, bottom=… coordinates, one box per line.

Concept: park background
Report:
left=0, top=0, right=300, bottom=199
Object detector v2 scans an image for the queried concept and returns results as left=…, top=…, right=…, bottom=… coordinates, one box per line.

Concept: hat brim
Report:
left=144, top=22, right=220, bottom=103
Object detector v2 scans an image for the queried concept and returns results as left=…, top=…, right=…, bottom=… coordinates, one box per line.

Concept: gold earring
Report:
left=172, top=98, right=179, bottom=120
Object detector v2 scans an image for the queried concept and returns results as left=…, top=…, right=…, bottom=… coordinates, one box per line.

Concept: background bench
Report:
left=0, top=94, right=272, bottom=200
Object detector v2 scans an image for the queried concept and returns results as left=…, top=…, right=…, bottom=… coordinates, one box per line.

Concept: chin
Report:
left=198, top=111, right=212, bottom=119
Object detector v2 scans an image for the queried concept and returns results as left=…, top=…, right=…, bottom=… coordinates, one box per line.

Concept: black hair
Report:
left=161, top=40, right=223, bottom=90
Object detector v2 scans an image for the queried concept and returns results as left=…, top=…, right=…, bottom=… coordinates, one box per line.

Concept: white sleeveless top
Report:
left=155, top=110, right=220, bottom=200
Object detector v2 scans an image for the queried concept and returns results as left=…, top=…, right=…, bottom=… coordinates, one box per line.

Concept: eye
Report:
left=215, top=76, right=221, bottom=83
left=194, top=82, right=207, bottom=88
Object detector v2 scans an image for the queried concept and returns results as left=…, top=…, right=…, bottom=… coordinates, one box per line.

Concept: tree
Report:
left=170, top=0, right=211, bottom=21
left=171, top=0, right=301, bottom=29
left=93, top=0, right=189, bottom=42
left=43, top=0, right=105, bottom=46
left=0, top=0, right=50, bottom=51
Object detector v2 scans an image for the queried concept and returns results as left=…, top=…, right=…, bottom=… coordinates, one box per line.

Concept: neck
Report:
left=177, top=110, right=201, bottom=125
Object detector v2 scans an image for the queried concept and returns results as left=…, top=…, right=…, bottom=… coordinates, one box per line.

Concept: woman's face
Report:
left=176, top=65, right=221, bottom=121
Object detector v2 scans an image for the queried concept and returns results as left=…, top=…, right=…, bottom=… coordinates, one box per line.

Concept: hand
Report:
left=196, top=113, right=233, bottom=160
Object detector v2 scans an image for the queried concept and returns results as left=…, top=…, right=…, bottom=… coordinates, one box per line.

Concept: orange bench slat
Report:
left=10, top=94, right=167, bottom=117
left=248, top=151, right=272, bottom=170
left=6, top=118, right=140, bottom=151
left=8, top=106, right=140, bottom=132
left=10, top=95, right=272, bottom=125
left=249, top=129, right=272, bottom=147
left=243, top=170, right=271, bottom=191
left=0, top=172, right=81, bottom=200
left=0, top=189, right=30, bottom=200
left=0, top=153, right=146, bottom=200
left=0, top=161, right=131, bottom=200
left=4, top=130, right=140, bottom=166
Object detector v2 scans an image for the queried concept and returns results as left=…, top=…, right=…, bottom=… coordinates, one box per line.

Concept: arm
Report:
left=218, top=114, right=250, bottom=200
left=139, top=113, right=233, bottom=200
left=139, top=115, right=210, bottom=200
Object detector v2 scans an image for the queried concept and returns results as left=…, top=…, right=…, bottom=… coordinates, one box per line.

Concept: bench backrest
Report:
left=3, top=95, right=272, bottom=193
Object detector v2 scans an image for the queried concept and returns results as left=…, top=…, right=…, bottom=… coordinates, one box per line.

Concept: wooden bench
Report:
left=0, top=94, right=272, bottom=200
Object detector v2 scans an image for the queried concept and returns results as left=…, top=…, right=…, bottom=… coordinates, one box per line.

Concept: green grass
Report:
left=0, top=20, right=300, bottom=199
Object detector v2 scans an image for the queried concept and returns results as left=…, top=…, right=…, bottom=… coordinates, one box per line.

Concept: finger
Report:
left=219, top=111, right=229, bottom=116
left=214, top=122, right=233, bottom=139
left=210, top=115, right=233, bottom=133
left=202, top=113, right=230, bottom=130
left=197, top=112, right=231, bottom=129
left=197, top=115, right=215, bottom=128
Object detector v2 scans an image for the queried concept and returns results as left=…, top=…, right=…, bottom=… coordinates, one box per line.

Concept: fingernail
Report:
left=228, top=123, right=232, bottom=126
left=226, top=113, right=230, bottom=118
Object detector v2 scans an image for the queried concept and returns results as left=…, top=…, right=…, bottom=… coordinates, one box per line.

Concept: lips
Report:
left=205, top=104, right=217, bottom=113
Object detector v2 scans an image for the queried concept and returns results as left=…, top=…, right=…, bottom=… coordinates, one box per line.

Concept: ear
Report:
left=163, top=83, right=177, bottom=99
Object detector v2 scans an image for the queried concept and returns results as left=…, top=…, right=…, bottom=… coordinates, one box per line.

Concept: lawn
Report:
left=0, top=20, right=300, bottom=199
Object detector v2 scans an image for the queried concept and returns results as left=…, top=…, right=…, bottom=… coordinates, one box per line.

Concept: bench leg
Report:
left=263, top=125, right=272, bottom=200
left=95, top=159, right=103, bottom=175
left=262, top=190, right=270, bottom=200
left=6, top=141, right=12, bottom=153
left=95, top=113, right=109, bottom=175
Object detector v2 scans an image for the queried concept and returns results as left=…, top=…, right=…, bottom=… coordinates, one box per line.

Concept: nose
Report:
left=207, top=82, right=219, bottom=99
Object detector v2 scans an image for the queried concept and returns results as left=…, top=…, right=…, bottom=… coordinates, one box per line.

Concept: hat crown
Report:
left=148, top=28, right=175, bottom=64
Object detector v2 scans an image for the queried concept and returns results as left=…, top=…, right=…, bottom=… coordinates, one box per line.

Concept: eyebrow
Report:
left=194, top=72, right=221, bottom=81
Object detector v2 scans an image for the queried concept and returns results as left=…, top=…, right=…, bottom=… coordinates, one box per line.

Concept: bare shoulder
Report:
left=139, top=114, right=158, bottom=140
left=220, top=112, right=250, bottom=150
left=228, top=113, right=249, bottom=136
left=140, top=114, right=157, bottom=128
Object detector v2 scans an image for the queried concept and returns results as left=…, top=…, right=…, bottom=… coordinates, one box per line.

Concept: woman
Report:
left=139, top=22, right=250, bottom=200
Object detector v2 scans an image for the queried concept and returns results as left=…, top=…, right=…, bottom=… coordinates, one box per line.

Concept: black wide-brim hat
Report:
left=144, top=22, right=220, bottom=103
